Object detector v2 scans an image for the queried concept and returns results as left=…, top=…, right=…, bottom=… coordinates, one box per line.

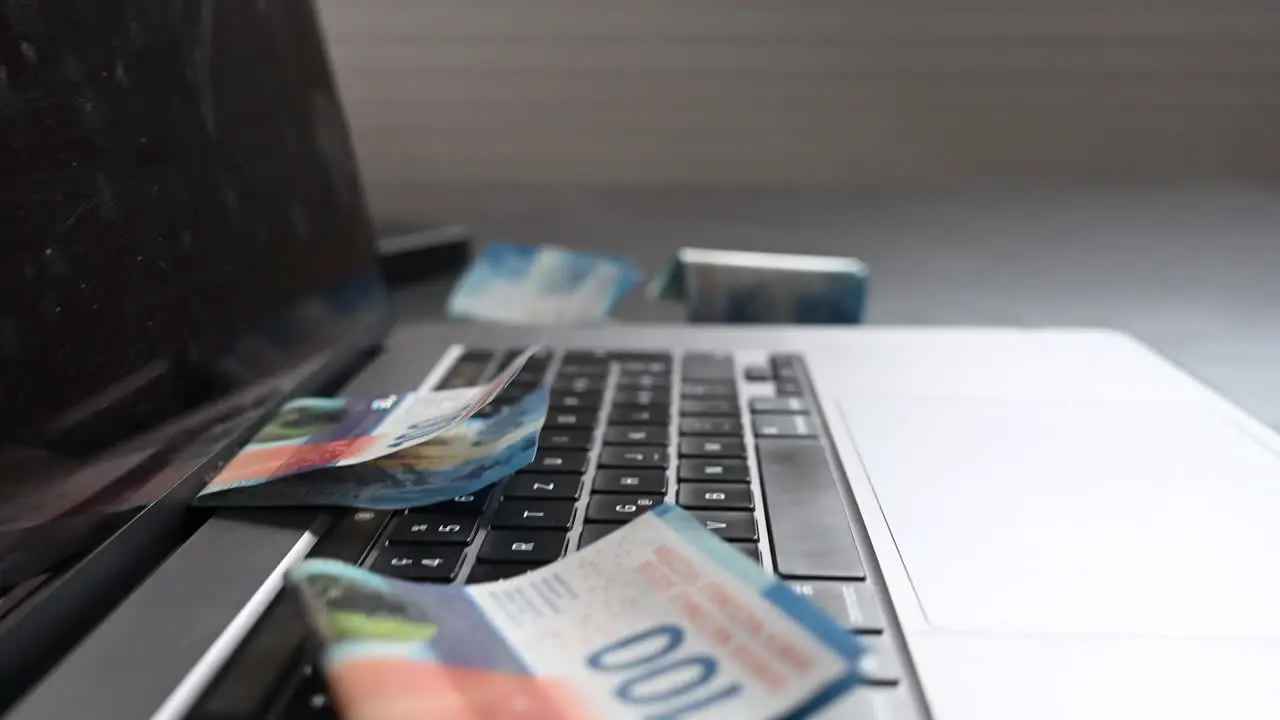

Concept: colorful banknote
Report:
left=447, top=243, right=641, bottom=323
left=197, top=388, right=549, bottom=509
left=287, top=505, right=866, bottom=719
left=195, top=348, right=540, bottom=505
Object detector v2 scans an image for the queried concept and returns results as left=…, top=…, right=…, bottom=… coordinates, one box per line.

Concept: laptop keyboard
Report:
left=192, top=347, right=924, bottom=720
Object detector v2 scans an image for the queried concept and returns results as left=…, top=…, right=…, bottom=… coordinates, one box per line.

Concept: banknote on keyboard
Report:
left=287, top=505, right=866, bottom=719
left=447, top=243, right=641, bottom=323
left=195, top=348, right=545, bottom=508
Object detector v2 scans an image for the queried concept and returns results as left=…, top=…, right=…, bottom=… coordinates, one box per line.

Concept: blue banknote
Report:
left=447, top=243, right=641, bottom=323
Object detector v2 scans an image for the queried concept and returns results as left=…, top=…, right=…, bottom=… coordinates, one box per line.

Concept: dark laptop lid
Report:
left=0, top=0, right=387, bottom=690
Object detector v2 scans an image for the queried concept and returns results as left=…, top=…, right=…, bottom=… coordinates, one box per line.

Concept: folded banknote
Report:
left=287, top=505, right=866, bottom=719
left=195, top=348, right=541, bottom=507
left=447, top=243, right=641, bottom=323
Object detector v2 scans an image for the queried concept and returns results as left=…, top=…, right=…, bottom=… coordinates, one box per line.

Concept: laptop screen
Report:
left=0, top=2, right=386, bottom=594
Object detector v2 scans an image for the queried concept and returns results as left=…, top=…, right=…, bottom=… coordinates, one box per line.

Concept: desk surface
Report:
left=389, top=184, right=1280, bottom=428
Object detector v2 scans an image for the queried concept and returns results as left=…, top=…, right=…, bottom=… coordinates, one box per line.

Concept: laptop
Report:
left=5, top=3, right=1280, bottom=719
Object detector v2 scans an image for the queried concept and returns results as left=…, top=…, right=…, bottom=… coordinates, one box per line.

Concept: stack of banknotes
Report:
left=196, top=349, right=548, bottom=509
left=288, top=505, right=867, bottom=719
left=446, top=243, right=641, bottom=324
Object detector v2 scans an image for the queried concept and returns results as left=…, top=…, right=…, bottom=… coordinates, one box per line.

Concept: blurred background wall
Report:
left=318, top=1, right=1280, bottom=207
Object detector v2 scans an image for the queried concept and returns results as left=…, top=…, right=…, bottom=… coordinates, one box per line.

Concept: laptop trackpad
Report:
left=842, top=397, right=1280, bottom=636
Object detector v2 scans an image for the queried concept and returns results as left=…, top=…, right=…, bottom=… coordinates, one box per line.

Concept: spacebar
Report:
left=758, top=438, right=866, bottom=579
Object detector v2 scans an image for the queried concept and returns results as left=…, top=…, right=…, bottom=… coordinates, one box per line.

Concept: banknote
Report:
left=649, top=248, right=868, bottom=324
left=287, top=505, right=866, bottom=719
left=447, top=243, right=641, bottom=323
left=198, top=388, right=549, bottom=509
left=195, top=348, right=540, bottom=501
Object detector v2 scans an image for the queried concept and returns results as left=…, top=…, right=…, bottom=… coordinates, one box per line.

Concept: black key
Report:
left=437, top=354, right=491, bottom=389
left=731, top=543, right=762, bottom=565
left=420, top=486, right=495, bottom=515
left=752, top=414, right=816, bottom=438
left=470, top=404, right=501, bottom=419
left=525, top=449, right=590, bottom=474
left=467, top=563, right=541, bottom=583
left=544, top=410, right=596, bottom=429
left=617, top=373, right=670, bottom=389
left=682, top=352, right=734, bottom=380
left=371, top=546, right=465, bottom=582
left=503, top=473, right=583, bottom=499
left=680, top=399, right=737, bottom=416
left=550, top=391, right=603, bottom=410
left=680, top=416, right=742, bottom=435
left=786, top=580, right=883, bottom=632
left=593, top=468, right=667, bottom=494
left=776, top=380, right=805, bottom=396
left=610, top=406, right=669, bottom=425
left=749, top=396, right=809, bottom=414
left=681, top=382, right=737, bottom=398
left=552, top=376, right=605, bottom=393
left=613, top=389, right=670, bottom=407
left=556, top=364, right=609, bottom=378
left=618, top=359, right=671, bottom=374
left=607, top=350, right=672, bottom=365
left=538, top=429, right=594, bottom=450
left=511, top=366, right=548, bottom=385
left=678, top=459, right=750, bottom=483
left=770, top=355, right=805, bottom=381
left=604, top=425, right=669, bottom=445
left=743, top=365, right=773, bottom=382
left=678, top=437, right=746, bottom=458
left=388, top=514, right=478, bottom=545
left=759, top=438, right=866, bottom=579
left=478, top=530, right=568, bottom=564
left=491, top=498, right=576, bottom=530
left=578, top=524, right=621, bottom=549
left=677, top=483, right=754, bottom=510
left=563, top=350, right=612, bottom=364
left=688, top=511, right=758, bottom=541
left=599, top=446, right=669, bottom=469
left=585, top=494, right=664, bottom=523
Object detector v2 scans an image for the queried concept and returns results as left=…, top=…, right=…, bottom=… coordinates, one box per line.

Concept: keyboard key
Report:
left=538, top=429, right=594, bottom=450
left=618, top=359, right=671, bottom=374
left=544, top=410, right=596, bottom=429
left=680, top=399, right=737, bottom=416
left=681, top=382, right=737, bottom=398
left=682, top=352, right=734, bottom=380
left=556, top=364, right=609, bottom=378
left=749, top=396, right=809, bottom=414
left=758, top=438, right=866, bottom=579
left=770, top=355, right=804, bottom=381
left=563, top=350, right=612, bottom=364
left=370, top=546, right=465, bottom=582
left=550, top=391, right=603, bottom=410
left=678, top=437, right=745, bottom=458
left=610, top=406, right=669, bottom=425
left=775, top=380, right=805, bottom=396
left=730, top=543, right=762, bottom=565
left=617, top=373, right=670, bottom=389
left=467, top=563, right=541, bottom=583
left=593, top=468, right=667, bottom=494
left=743, top=365, right=773, bottom=381
left=752, top=414, right=816, bottom=438
left=687, top=511, right=758, bottom=541
left=677, top=483, right=753, bottom=510
left=577, top=524, right=621, bottom=549
left=599, top=446, right=669, bottom=469
left=613, top=389, right=670, bottom=407
left=503, top=473, right=583, bottom=499
left=478, top=530, right=568, bottom=564
left=388, top=514, right=478, bottom=545
left=553, top=376, right=605, bottom=393
left=604, top=425, right=669, bottom=445
left=680, top=416, right=742, bottom=436
left=491, top=499, right=576, bottom=530
left=525, top=449, right=590, bottom=474
left=420, top=487, right=495, bottom=515
left=586, top=494, right=664, bottom=523
left=678, top=459, right=750, bottom=483
left=857, top=636, right=902, bottom=685
left=785, top=580, right=883, bottom=632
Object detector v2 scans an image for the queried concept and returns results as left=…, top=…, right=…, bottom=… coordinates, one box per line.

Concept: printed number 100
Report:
left=586, top=624, right=744, bottom=719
